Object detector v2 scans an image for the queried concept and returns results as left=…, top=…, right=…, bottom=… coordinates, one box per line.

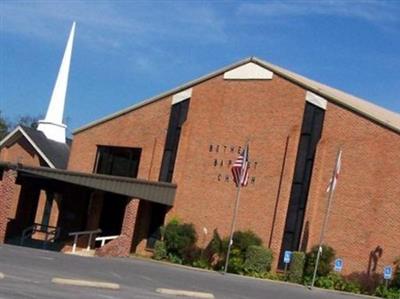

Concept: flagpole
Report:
left=310, top=147, right=342, bottom=289
left=224, top=177, right=242, bottom=274
left=224, top=140, right=249, bottom=274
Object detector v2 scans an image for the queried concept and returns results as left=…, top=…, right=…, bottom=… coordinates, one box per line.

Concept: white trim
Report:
left=172, top=88, right=192, bottom=105
left=0, top=126, right=56, bottom=168
left=306, top=91, right=327, bottom=110
left=223, top=62, right=273, bottom=80
left=0, top=127, right=20, bottom=147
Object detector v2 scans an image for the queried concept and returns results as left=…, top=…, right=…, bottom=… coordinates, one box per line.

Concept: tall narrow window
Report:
left=278, top=102, right=325, bottom=268
left=159, top=99, right=190, bottom=182
left=147, top=99, right=190, bottom=248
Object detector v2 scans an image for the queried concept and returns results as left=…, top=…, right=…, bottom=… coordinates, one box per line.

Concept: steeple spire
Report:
left=37, top=22, right=76, bottom=143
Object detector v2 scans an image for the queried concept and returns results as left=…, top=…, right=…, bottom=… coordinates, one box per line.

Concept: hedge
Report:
left=288, top=251, right=305, bottom=283
left=243, top=245, right=273, bottom=275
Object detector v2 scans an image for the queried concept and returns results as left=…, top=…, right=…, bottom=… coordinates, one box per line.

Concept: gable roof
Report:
left=74, top=57, right=400, bottom=134
left=0, top=126, right=70, bottom=169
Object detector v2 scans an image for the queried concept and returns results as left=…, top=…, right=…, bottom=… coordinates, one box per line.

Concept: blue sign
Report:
left=384, top=266, right=393, bottom=280
left=334, top=258, right=343, bottom=272
left=283, top=251, right=292, bottom=264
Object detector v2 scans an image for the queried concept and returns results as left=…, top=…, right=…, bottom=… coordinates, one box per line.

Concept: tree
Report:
left=12, top=114, right=42, bottom=129
left=0, top=111, right=42, bottom=140
left=0, top=110, right=11, bottom=140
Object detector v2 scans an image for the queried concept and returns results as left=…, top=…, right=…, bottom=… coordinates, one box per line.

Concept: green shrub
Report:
left=315, top=274, right=335, bottom=289
left=223, top=230, right=264, bottom=274
left=167, top=252, right=183, bottom=264
left=192, top=257, right=210, bottom=269
left=393, top=257, right=400, bottom=289
left=153, top=240, right=167, bottom=260
left=204, top=229, right=228, bottom=270
left=243, top=245, right=273, bottom=275
left=205, top=230, right=226, bottom=259
left=232, top=230, right=262, bottom=254
left=304, top=245, right=336, bottom=277
left=288, top=251, right=305, bottom=284
left=375, top=285, right=400, bottom=299
left=264, top=271, right=286, bottom=281
left=164, top=220, right=197, bottom=260
left=341, top=279, right=362, bottom=294
left=181, top=245, right=202, bottom=265
left=227, top=248, right=245, bottom=274
left=313, top=273, right=361, bottom=294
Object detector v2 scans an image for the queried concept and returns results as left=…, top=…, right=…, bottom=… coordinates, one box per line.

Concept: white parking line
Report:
left=36, top=256, right=55, bottom=261
left=0, top=272, right=4, bottom=279
left=4, top=274, right=40, bottom=284
left=156, top=288, right=215, bottom=298
left=52, top=277, right=120, bottom=290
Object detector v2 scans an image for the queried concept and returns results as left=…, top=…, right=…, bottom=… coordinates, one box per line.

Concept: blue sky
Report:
left=1, top=0, right=399, bottom=135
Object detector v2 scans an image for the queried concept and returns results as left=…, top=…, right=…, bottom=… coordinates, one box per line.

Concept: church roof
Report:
left=0, top=126, right=70, bottom=169
left=74, top=56, right=400, bottom=134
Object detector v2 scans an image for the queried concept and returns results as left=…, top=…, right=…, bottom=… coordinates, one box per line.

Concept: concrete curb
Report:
left=312, top=287, right=378, bottom=299
left=0, top=272, right=4, bottom=279
left=51, top=277, right=120, bottom=290
left=156, top=288, right=214, bottom=298
left=131, top=255, right=215, bottom=274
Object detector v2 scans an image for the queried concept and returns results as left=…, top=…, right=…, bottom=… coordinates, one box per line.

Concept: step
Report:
left=66, top=249, right=96, bottom=257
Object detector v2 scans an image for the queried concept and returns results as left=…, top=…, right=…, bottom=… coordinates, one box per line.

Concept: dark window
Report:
left=95, top=146, right=141, bottom=178
left=41, top=191, right=54, bottom=227
left=278, top=102, right=325, bottom=268
left=159, top=99, right=190, bottom=182
left=147, top=99, right=190, bottom=248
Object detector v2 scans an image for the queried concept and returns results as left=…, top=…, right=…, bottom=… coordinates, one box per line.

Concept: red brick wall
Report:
left=165, top=75, right=306, bottom=270
left=0, top=169, right=17, bottom=243
left=0, top=138, right=44, bottom=166
left=68, top=98, right=172, bottom=182
left=305, top=102, right=400, bottom=282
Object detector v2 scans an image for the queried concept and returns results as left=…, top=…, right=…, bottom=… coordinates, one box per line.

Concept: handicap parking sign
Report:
left=334, top=258, right=343, bottom=272
left=384, top=266, right=392, bottom=280
left=283, top=251, right=292, bottom=264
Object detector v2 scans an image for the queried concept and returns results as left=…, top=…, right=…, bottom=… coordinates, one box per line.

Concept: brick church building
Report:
left=0, top=25, right=399, bottom=281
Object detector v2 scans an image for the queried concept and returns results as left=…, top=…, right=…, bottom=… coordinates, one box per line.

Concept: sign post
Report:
left=334, top=258, right=343, bottom=272
left=383, top=266, right=392, bottom=288
left=283, top=251, right=292, bottom=276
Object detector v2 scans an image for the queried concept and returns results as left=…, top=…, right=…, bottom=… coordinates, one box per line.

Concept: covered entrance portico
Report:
left=0, top=163, right=176, bottom=257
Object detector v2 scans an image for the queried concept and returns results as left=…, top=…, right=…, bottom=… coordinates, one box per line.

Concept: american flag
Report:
left=326, top=150, right=342, bottom=193
left=231, top=145, right=250, bottom=187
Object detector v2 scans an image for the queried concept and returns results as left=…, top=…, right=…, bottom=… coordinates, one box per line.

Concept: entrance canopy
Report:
left=1, top=162, right=176, bottom=206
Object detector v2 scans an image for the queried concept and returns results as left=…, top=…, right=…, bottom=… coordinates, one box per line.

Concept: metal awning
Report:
left=1, top=162, right=176, bottom=206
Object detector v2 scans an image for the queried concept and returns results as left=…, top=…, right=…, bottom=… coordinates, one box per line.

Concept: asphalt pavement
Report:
left=0, top=244, right=374, bottom=299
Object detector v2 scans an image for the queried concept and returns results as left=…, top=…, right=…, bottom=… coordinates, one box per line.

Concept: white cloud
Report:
left=0, top=1, right=227, bottom=47
left=0, top=1, right=229, bottom=78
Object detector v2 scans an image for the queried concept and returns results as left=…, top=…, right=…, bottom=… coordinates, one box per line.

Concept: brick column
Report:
left=96, top=198, right=140, bottom=257
left=0, top=170, right=17, bottom=244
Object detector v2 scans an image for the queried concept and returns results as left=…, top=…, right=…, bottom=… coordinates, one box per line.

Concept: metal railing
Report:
left=68, top=229, right=102, bottom=253
left=95, top=235, right=119, bottom=247
left=20, top=223, right=61, bottom=248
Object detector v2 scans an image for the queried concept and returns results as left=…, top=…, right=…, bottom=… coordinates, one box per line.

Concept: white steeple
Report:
left=37, top=22, right=76, bottom=143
